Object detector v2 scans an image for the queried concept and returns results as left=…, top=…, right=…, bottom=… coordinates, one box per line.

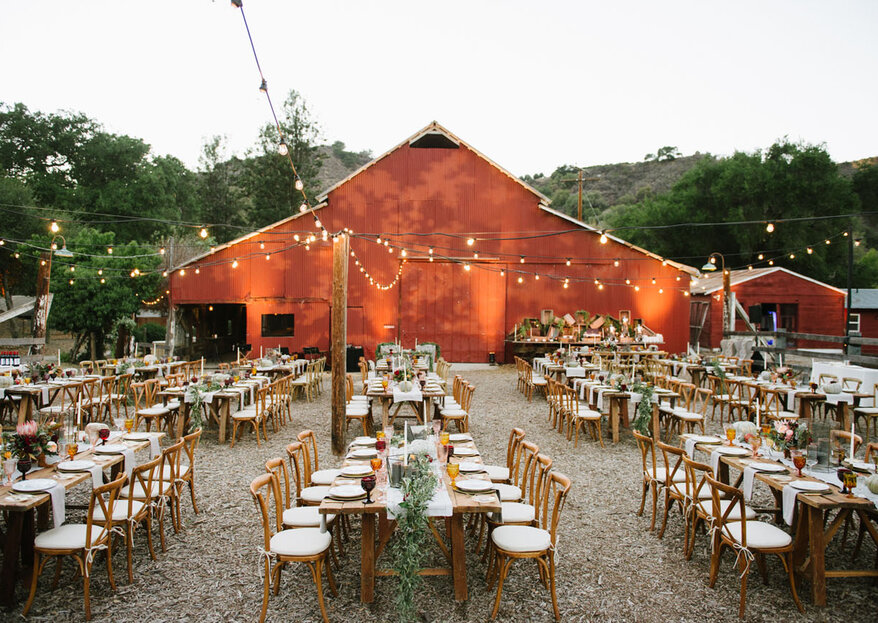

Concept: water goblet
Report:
left=17, top=458, right=32, bottom=481
left=432, top=418, right=441, bottom=437
left=124, top=418, right=134, bottom=434
left=361, top=475, right=376, bottom=504
left=4, top=458, right=17, bottom=485
left=87, top=428, right=99, bottom=449
left=842, top=470, right=858, bottom=497
left=98, top=427, right=110, bottom=446
left=792, top=450, right=806, bottom=477
left=446, top=462, right=459, bottom=486
left=724, top=426, right=737, bottom=446
left=370, top=456, right=383, bottom=474
left=66, top=441, right=78, bottom=461
left=439, top=431, right=450, bottom=446
left=837, top=468, right=852, bottom=494
left=114, top=417, right=125, bottom=432
left=375, top=437, right=386, bottom=454
left=749, top=435, right=762, bottom=458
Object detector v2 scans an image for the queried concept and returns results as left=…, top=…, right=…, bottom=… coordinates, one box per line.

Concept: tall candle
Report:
left=260, top=346, right=263, bottom=358
left=756, top=399, right=760, bottom=428
left=404, top=422, right=408, bottom=467
left=58, top=349, right=61, bottom=366
left=237, top=348, right=240, bottom=364
left=850, top=415, right=856, bottom=458
left=201, top=357, right=204, bottom=378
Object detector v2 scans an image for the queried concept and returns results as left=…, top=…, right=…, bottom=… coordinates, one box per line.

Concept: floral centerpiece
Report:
left=2, top=421, right=58, bottom=461
left=767, top=419, right=812, bottom=452
left=772, top=366, right=799, bottom=384
left=28, top=361, right=57, bottom=382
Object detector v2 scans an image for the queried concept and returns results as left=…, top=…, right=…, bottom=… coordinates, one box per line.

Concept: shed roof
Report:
left=849, top=288, right=878, bottom=309
left=691, top=266, right=845, bottom=296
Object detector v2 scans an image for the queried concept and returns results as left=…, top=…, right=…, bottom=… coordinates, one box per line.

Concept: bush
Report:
left=133, top=323, right=166, bottom=343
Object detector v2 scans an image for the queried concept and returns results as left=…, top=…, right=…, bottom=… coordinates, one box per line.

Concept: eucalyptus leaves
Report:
left=184, top=381, right=220, bottom=432
left=388, top=454, right=437, bottom=622
left=631, top=381, right=655, bottom=435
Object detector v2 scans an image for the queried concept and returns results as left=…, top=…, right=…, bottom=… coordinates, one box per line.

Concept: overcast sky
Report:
left=2, top=1, right=876, bottom=177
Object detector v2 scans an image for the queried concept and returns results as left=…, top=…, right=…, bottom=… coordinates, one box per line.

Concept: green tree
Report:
left=241, top=90, right=323, bottom=228
left=644, top=146, right=682, bottom=162
left=196, top=135, right=247, bottom=242
left=36, top=228, right=162, bottom=359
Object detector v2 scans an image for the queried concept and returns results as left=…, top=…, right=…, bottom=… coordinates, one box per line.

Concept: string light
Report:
left=467, top=238, right=475, bottom=246
left=807, top=247, right=813, bottom=254
left=464, top=263, right=471, bottom=271
left=566, top=258, right=571, bottom=266
left=517, top=276, right=523, bottom=284
left=278, top=141, right=288, bottom=156
left=295, top=177, right=304, bottom=191
left=614, top=259, right=620, bottom=267
left=599, top=232, right=608, bottom=244
left=180, top=269, right=186, bottom=276
left=520, top=256, right=525, bottom=264
left=766, top=222, right=775, bottom=233
left=159, top=247, right=166, bottom=255
left=232, top=259, right=239, bottom=268
left=107, top=246, right=113, bottom=254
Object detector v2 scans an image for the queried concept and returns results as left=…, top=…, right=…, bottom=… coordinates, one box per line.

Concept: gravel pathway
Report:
left=10, top=366, right=877, bottom=622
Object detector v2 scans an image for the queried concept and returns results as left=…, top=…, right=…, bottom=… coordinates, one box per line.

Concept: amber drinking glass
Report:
left=439, top=431, right=450, bottom=446
left=370, top=457, right=383, bottom=473
left=725, top=426, right=737, bottom=446
left=446, top=462, right=459, bottom=486
left=66, top=442, right=78, bottom=461
left=124, top=418, right=134, bottom=434
left=792, top=450, right=806, bottom=477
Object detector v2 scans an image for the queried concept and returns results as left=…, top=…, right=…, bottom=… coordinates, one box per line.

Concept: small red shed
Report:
left=690, top=266, right=846, bottom=349
left=169, top=122, right=696, bottom=362
left=849, top=289, right=878, bottom=355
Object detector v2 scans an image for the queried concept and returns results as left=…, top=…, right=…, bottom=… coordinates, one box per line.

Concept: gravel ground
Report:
left=9, top=366, right=877, bottom=622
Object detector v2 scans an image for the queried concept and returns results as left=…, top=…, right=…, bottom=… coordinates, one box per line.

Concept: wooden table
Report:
left=365, top=385, right=446, bottom=429
left=208, top=384, right=253, bottom=443
left=319, top=436, right=500, bottom=603
left=686, top=436, right=878, bottom=606
left=6, top=380, right=82, bottom=425
left=0, top=432, right=165, bottom=608
left=604, top=391, right=631, bottom=443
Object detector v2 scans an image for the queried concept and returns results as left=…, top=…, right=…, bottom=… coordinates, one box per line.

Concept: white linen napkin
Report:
left=565, top=367, right=585, bottom=378
left=47, top=482, right=66, bottom=529
left=710, top=450, right=722, bottom=475
left=41, top=386, right=50, bottom=403
left=146, top=434, right=161, bottom=459
left=782, top=484, right=798, bottom=526
left=120, top=448, right=134, bottom=477
left=742, top=466, right=758, bottom=501
left=86, top=464, right=103, bottom=489
left=385, top=485, right=453, bottom=519
left=684, top=438, right=698, bottom=459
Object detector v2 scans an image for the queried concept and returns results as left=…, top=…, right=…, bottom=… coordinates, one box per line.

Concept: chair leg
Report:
left=311, top=560, right=330, bottom=623
left=490, top=555, right=514, bottom=620
left=548, top=553, right=560, bottom=620
left=22, top=551, right=42, bottom=616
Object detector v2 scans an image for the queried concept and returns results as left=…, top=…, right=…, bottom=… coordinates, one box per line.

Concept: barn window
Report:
left=409, top=131, right=459, bottom=149
left=849, top=313, right=861, bottom=333
left=261, top=313, right=294, bottom=337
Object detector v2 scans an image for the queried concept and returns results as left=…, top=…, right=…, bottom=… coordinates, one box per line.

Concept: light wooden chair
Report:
left=670, top=387, right=709, bottom=437
left=633, top=431, right=684, bottom=532
left=655, top=441, right=690, bottom=541
left=483, top=428, right=525, bottom=484
left=762, top=386, right=799, bottom=421
left=23, top=472, right=127, bottom=621
left=285, top=441, right=331, bottom=506
left=250, top=472, right=337, bottom=623
left=231, top=385, right=270, bottom=447
left=523, top=363, right=548, bottom=401
left=853, top=383, right=878, bottom=443
left=110, top=372, right=133, bottom=420
left=297, top=430, right=341, bottom=486
left=94, top=455, right=161, bottom=584
left=487, top=470, right=572, bottom=620
left=163, top=428, right=201, bottom=526
left=708, top=374, right=732, bottom=424
left=493, top=440, right=539, bottom=503
left=132, top=379, right=172, bottom=433
left=706, top=475, right=804, bottom=617
left=566, top=385, right=603, bottom=448
left=440, top=383, right=474, bottom=432
left=344, top=374, right=372, bottom=436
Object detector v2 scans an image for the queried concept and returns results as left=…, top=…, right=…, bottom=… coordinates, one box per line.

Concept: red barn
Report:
left=169, top=122, right=694, bottom=362
left=849, top=289, right=878, bottom=355
left=690, top=266, right=846, bottom=349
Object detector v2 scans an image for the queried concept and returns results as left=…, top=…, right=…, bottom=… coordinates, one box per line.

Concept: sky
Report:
left=1, top=0, right=877, bottom=177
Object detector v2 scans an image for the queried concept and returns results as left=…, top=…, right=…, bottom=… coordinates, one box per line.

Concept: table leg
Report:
left=361, top=512, right=375, bottom=603
left=381, top=398, right=390, bottom=430
left=807, top=506, right=827, bottom=606
left=219, top=401, right=230, bottom=444
left=0, top=510, right=26, bottom=608
left=610, top=399, right=619, bottom=444
left=176, top=403, right=189, bottom=439
left=17, top=396, right=35, bottom=426
left=450, top=512, right=468, bottom=601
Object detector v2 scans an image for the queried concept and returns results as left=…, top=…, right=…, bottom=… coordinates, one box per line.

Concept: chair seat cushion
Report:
left=160, top=464, right=191, bottom=481
left=671, top=483, right=714, bottom=500
left=490, top=502, right=535, bottom=524
left=301, top=485, right=331, bottom=503
left=441, top=409, right=468, bottom=417
left=282, top=506, right=336, bottom=527
left=495, top=483, right=522, bottom=502
left=675, top=411, right=704, bottom=421
left=92, top=500, right=146, bottom=522
left=270, top=527, right=331, bottom=557
left=725, top=520, right=792, bottom=549
left=531, top=378, right=548, bottom=386
left=646, top=467, right=686, bottom=483
left=120, top=481, right=173, bottom=499
left=696, top=499, right=756, bottom=521
left=233, top=408, right=258, bottom=420
left=166, top=400, right=181, bottom=410
left=574, top=408, right=601, bottom=420
left=346, top=406, right=370, bottom=416
left=311, top=469, right=342, bottom=486
left=138, top=406, right=169, bottom=416
left=484, top=465, right=509, bottom=481
left=491, top=525, right=552, bottom=553
left=35, top=524, right=108, bottom=551
left=350, top=396, right=369, bottom=402
left=854, top=407, right=878, bottom=415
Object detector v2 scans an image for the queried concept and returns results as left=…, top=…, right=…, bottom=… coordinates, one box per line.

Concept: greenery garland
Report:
left=388, top=454, right=437, bottom=622
left=631, top=381, right=655, bottom=435
left=184, top=381, right=220, bottom=432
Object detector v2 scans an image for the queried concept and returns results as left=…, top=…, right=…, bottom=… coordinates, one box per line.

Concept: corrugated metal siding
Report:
left=170, top=140, right=691, bottom=360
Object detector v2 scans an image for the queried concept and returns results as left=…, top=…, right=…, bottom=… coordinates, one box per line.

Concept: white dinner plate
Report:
left=57, top=460, right=97, bottom=472
left=13, top=478, right=57, bottom=493
left=713, top=446, right=750, bottom=456
left=790, top=480, right=830, bottom=493
left=749, top=462, right=787, bottom=473
left=328, top=485, right=367, bottom=499
left=455, top=480, right=495, bottom=494
left=352, top=437, right=376, bottom=446
left=449, top=433, right=472, bottom=442
left=341, top=465, right=373, bottom=477
left=94, top=444, right=128, bottom=454
left=690, top=435, right=723, bottom=444
left=348, top=448, right=377, bottom=459
left=849, top=461, right=876, bottom=473
left=452, top=447, right=478, bottom=457
left=123, top=433, right=151, bottom=441
left=458, top=462, right=484, bottom=473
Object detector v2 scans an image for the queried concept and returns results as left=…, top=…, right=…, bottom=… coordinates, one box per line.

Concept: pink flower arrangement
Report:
left=768, top=419, right=812, bottom=451
left=2, top=421, right=57, bottom=460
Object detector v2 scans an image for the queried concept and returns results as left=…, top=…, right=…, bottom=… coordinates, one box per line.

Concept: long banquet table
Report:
left=319, top=434, right=500, bottom=602
left=682, top=433, right=878, bottom=606
left=0, top=431, right=165, bottom=607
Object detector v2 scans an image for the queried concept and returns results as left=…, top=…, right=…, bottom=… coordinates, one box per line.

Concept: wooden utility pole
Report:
left=165, top=237, right=177, bottom=359
left=330, top=234, right=349, bottom=455
left=561, top=169, right=600, bottom=222
left=30, top=252, right=51, bottom=355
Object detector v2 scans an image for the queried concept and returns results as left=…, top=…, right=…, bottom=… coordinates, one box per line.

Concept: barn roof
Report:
left=176, top=121, right=698, bottom=274
left=849, top=288, right=878, bottom=309
left=692, top=266, right=845, bottom=296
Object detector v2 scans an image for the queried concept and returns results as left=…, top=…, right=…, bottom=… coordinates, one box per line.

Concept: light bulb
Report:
left=260, top=241, right=265, bottom=249
left=517, top=276, right=523, bottom=284
left=162, top=271, right=168, bottom=277
left=428, top=247, right=433, bottom=255
left=563, top=283, right=569, bottom=289
left=599, top=232, right=608, bottom=244
left=180, top=269, right=186, bottom=276
left=294, top=234, right=300, bottom=242
left=100, top=278, right=106, bottom=284
left=232, top=260, right=239, bottom=268
left=758, top=254, right=764, bottom=260
left=614, top=259, right=619, bottom=267
left=566, top=259, right=571, bottom=266
left=160, top=247, right=166, bottom=255
left=50, top=221, right=60, bottom=233
left=278, top=141, right=288, bottom=156
left=314, top=219, right=321, bottom=228
left=634, top=285, right=640, bottom=292
left=464, top=263, right=471, bottom=271
left=807, top=247, right=813, bottom=254
left=107, top=246, right=113, bottom=254
left=200, top=227, right=208, bottom=239
left=659, top=288, right=664, bottom=294
left=195, top=268, right=200, bottom=274
left=789, top=253, right=795, bottom=259
left=69, top=266, right=75, bottom=272
left=467, top=238, right=475, bottom=246
left=295, top=178, right=304, bottom=191
left=265, top=253, right=271, bottom=260
left=401, top=249, right=407, bottom=257
left=299, top=203, right=308, bottom=213
left=98, top=269, right=103, bottom=276
left=520, top=256, right=525, bottom=264
left=625, top=279, right=630, bottom=285
left=68, top=279, right=74, bottom=285
left=766, top=222, right=775, bottom=233
left=825, top=239, right=831, bottom=245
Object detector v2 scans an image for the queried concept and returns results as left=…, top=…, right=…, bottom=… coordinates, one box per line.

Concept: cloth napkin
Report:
left=742, top=466, right=758, bottom=501
left=710, top=450, right=723, bottom=475
left=119, top=448, right=134, bottom=477
left=144, top=433, right=161, bottom=459
left=392, top=387, right=423, bottom=403
left=47, top=482, right=66, bottom=529
left=684, top=438, right=698, bottom=459
left=565, top=367, right=585, bottom=378
left=41, top=386, right=50, bottom=404
left=86, top=464, right=104, bottom=489
left=782, top=484, right=798, bottom=526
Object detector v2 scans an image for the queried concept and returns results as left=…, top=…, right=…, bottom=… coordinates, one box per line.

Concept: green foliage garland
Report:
left=388, top=455, right=437, bottom=622
left=631, top=382, right=655, bottom=435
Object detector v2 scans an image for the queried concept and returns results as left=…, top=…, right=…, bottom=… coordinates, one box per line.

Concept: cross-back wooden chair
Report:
left=762, top=386, right=799, bottom=422
left=110, top=371, right=133, bottom=420
left=563, top=385, right=603, bottom=447
left=633, top=431, right=683, bottom=532
left=231, top=385, right=269, bottom=447
left=285, top=441, right=331, bottom=506
left=440, top=383, right=474, bottom=432
left=484, top=428, right=525, bottom=484
left=250, top=472, right=337, bottom=623
left=487, top=470, right=572, bottom=620
left=655, top=440, right=689, bottom=540
left=164, top=428, right=201, bottom=525
left=708, top=374, right=732, bottom=424
left=296, top=429, right=341, bottom=486
left=132, top=378, right=171, bottom=433
left=23, top=472, right=127, bottom=621
left=37, top=378, right=82, bottom=424
left=524, top=363, right=548, bottom=401
left=705, top=475, right=803, bottom=617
